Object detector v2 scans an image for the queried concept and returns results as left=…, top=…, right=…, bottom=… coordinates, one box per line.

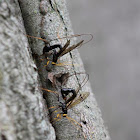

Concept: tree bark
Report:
left=0, top=0, right=110, bottom=140
left=0, top=1, right=55, bottom=140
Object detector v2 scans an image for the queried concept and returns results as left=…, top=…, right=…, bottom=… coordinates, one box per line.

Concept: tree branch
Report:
left=18, top=0, right=110, bottom=139
left=0, top=0, right=110, bottom=139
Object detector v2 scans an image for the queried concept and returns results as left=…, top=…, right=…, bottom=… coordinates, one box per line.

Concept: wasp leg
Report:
left=41, top=88, right=58, bottom=95
left=44, top=59, right=50, bottom=67
left=49, top=106, right=59, bottom=110
left=51, top=113, right=62, bottom=124
left=49, top=107, right=61, bottom=116
left=66, top=115, right=82, bottom=129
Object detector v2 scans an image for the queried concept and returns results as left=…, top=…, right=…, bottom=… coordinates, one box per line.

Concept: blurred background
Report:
left=66, top=0, right=140, bottom=140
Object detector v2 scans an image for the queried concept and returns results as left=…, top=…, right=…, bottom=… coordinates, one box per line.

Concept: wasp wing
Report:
left=56, top=40, right=70, bottom=57
left=59, top=40, right=84, bottom=57
left=67, top=92, right=90, bottom=109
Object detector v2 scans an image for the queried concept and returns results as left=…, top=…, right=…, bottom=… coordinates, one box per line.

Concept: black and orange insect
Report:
left=25, top=34, right=93, bottom=71
left=49, top=89, right=90, bottom=128
left=41, top=72, right=90, bottom=127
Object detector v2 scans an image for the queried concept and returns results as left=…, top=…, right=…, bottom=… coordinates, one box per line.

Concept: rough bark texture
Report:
left=0, top=1, right=55, bottom=140
left=0, top=0, right=110, bottom=140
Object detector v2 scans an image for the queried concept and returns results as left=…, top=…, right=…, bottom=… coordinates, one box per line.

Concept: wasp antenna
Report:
left=71, top=33, right=93, bottom=50
left=49, top=33, right=93, bottom=44
left=80, top=73, right=89, bottom=89
left=78, top=33, right=93, bottom=45
left=57, top=23, right=63, bottom=43
left=76, top=73, right=89, bottom=93
left=64, top=72, right=89, bottom=92
left=25, top=34, right=49, bottom=44
left=52, top=62, right=80, bottom=67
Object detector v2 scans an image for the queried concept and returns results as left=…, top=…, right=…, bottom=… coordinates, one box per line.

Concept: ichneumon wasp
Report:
left=41, top=72, right=90, bottom=128
left=25, top=33, right=93, bottom=71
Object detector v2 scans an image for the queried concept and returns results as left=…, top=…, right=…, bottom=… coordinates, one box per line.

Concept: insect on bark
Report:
left=25, top=34, right=93, bottom=71
left=41, top=72, right=90, bottom=128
